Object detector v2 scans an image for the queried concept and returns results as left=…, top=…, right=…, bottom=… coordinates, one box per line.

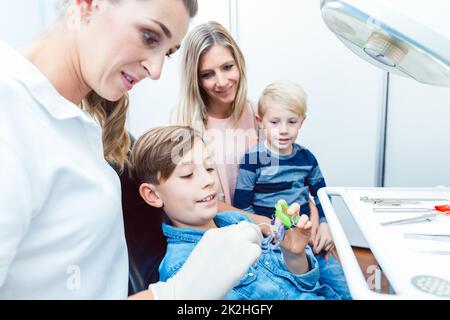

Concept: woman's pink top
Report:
left=205, top=103, right=259, bottom=205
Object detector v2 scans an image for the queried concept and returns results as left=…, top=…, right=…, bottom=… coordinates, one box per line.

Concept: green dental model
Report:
left=274, top=199, right=299, bottom=229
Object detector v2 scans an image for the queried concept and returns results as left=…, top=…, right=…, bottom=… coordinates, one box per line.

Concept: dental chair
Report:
left=120, top=166, right=167, bottom=295
left=111, top=133, right=167, bottom=295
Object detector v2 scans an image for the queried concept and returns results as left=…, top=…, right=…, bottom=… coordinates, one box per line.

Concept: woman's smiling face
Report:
left=198, top=44, right=240, bottom=109
left=75, top=0, right=190, bottom=101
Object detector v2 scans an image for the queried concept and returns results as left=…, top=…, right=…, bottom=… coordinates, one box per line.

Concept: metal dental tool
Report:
left=378, top=205, right=450, bottom=226
left=380, top=213, right=438, bottom=226
left=404, top=233, right=450, bottom=243
left=360, top=196, right=448, bottom=206
left=374, top=205, right=450, bottom=217
left=374, top=208, right=438, bottom=213
left=413, top=250, right=450, bottom=256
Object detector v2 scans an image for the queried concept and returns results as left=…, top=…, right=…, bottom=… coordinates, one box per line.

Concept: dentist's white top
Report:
left=0, top=41, right=128, bottom=299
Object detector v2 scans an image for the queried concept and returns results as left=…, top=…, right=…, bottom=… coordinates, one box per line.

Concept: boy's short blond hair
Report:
left=257, top=81, right=308, bottom=118
left=129, top=126, right=202, bottom=185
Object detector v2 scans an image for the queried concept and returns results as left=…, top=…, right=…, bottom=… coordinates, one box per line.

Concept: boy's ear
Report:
left=301, top=115, right=307, bottom=125
left=139, top=183, right=164, bottom=208
left=74, top=0, right=99, bottom=22
left=76, top=0, right=99, bottom=10
left=256, top=114, right=264, bottom=128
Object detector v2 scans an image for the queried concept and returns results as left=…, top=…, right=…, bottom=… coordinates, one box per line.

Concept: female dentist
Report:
left=0, top=0, right=262, bottom=300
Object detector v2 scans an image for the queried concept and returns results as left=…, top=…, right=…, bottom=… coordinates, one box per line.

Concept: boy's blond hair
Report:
left=257, top=81, right=308, bottom=118
left=129, top=126, right=202, bottom=185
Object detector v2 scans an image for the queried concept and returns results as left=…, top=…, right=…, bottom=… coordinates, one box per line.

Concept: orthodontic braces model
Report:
left=261, top=200, right=300, bottom=252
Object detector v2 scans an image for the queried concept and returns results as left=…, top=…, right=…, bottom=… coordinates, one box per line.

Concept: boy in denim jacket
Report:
left=234, top=81, right=350, bottom=299
left=129, top=125, right=348, bottom=299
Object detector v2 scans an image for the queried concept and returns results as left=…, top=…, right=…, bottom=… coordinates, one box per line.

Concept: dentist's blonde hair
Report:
left=171, top=21, right=248, bottom=132
left=56, top=0, right=198, bottom=171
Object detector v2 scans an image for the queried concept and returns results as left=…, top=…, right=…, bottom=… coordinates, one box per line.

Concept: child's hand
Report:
left=313, top=222, right=335, bottom=260
left=280, top=203, right=312, bottom=256
left=308, top=198, right=320, bottom=246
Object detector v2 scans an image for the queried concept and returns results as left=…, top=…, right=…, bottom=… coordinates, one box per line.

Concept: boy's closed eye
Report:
left=179, top=166, right=215, bottom=179
left=180, top=172, right=193, bottom=179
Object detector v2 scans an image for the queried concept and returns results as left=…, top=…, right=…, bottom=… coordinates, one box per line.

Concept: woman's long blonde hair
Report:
left=57, top=0, right=198, bottom=172
left=172, top=21, right=248, bottom=132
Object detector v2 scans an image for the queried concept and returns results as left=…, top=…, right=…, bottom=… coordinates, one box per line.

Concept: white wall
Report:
left=0, top=0, right=46, bottom=49
left=384, top=76, right=450, bottom=187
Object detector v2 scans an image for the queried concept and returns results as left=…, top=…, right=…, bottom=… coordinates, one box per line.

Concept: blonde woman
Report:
left=0, top=0, right=263, bottom=300
left=172, top=21, right=320, bottom=233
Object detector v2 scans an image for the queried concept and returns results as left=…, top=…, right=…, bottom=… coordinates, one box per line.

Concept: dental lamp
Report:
left=320, top=0, right=450, bottom=87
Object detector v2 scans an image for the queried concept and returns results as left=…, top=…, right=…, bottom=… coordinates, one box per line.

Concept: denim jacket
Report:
left=158, top=211, right=342, bottom=300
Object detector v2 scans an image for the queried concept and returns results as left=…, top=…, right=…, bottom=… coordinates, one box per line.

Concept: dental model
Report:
left=260, top=200, right=300, bottom=252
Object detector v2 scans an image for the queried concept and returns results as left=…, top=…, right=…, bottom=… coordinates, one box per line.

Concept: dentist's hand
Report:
left=149, top=221, right=262, bottom=300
